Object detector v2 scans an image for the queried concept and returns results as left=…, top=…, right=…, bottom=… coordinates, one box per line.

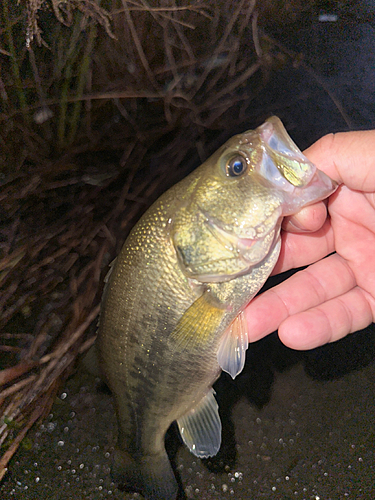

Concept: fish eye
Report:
left=226, top=155, right=248, bottom=177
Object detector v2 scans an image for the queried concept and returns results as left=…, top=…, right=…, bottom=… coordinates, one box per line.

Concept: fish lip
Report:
left=257, top=116, right=303, bottom=157
left=256, top=116, right=317, bottom=187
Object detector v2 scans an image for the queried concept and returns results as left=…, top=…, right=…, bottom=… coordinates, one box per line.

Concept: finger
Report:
left=304, top=130, right=375, bottom=191
left=272, top=218, right=334, bottom=275
left=282, top=201, right=327, bottom=233
left=278, top=286, right=375, bottom=350
left=246, top=253, right=355, bottom=342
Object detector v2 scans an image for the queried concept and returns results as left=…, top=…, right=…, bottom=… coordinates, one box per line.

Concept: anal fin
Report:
left=177, top=388, right=222, bottom=458
left=81, top=343, right=102, bottom=378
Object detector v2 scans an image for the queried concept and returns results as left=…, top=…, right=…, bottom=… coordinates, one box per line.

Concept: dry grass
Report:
left=0, top=0, right=321, bottom=480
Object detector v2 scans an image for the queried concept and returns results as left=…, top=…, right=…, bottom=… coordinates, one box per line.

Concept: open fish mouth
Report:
left=239, top=116, right=317, bottom=191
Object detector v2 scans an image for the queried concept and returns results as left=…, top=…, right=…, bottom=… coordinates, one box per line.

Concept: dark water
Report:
left=1, top=2, right=375, bottom=499
left=256, top=2, right=375, bottom=143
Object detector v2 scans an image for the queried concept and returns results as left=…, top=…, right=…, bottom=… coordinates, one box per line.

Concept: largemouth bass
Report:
left=95, top=117, right=336, bottom=499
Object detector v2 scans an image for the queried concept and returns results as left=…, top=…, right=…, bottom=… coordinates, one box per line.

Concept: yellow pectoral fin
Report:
left=170, top=294, right=225, bottom=351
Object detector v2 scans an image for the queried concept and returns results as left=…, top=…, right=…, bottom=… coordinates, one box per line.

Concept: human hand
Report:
left=245, top=130, right=375, bottom=349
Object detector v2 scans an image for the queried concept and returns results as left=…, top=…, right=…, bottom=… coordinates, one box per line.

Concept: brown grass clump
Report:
left=0, top=0, right=320, bottom=479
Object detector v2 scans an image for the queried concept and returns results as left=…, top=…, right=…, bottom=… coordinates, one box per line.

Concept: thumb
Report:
left=304, top=130, right=375, bottom=192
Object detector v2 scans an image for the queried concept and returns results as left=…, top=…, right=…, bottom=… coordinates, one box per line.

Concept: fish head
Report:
left=172, top=116, right=337, bottom=283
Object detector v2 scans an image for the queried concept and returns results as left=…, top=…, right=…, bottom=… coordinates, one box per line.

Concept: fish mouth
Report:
left=238, top=116, right=337, bottom=206
left=240, top=116, right=316, bottom=189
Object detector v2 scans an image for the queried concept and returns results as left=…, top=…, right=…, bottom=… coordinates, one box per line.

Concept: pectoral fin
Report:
left=170, top=294, right=225, bottom=350
left=177, top=389, right=222, bottom=458
left=217, top=311, right=249, bottom=379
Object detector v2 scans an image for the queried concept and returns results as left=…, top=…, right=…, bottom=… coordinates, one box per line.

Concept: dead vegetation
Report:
left=0, top=0, right=319, bottom=479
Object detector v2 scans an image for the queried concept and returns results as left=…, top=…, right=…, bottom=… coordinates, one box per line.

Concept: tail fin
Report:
left=111, top=447, right=178, bottom=500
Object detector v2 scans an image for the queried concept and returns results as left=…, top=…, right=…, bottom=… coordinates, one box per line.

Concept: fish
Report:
left=95, top=116, right=337, bottom=500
